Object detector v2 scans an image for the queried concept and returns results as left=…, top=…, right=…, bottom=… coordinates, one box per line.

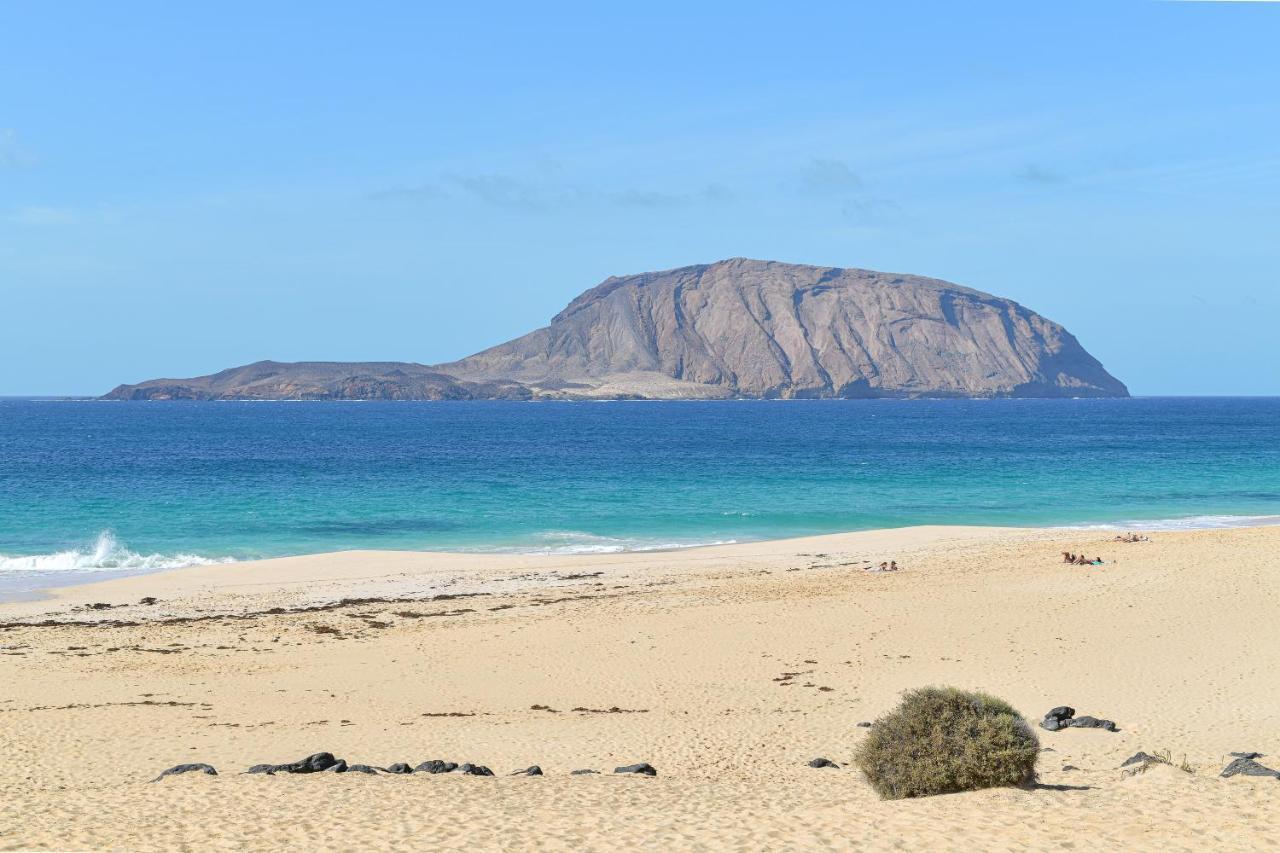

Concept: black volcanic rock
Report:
left=246, top=752, right=340, bottom=775
left=151, top=763, right=217, bottom=781
left=1221, top=758, right=1280, bottom=779
left=614, top=763, right=657, bottom=776
left=414, top=760, right=458, bottom=774
left=511, top=765, right=544, bottom=776
left=1041, top=707, right=1117, bottom=733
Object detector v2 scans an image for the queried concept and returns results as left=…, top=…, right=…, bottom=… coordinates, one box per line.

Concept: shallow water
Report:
left=1, top=397, right=1277, bottom=595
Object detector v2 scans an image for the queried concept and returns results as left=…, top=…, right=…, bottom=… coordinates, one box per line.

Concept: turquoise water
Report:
left=1, top=398, right=1278, bottom=595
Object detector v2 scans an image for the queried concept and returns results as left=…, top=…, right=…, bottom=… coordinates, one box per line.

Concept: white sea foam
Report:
left=0, top=531, right=233, bottom=574
left=473, top=530, right=740, bottom=555
left=1059, top=514, right=1280, bottom=532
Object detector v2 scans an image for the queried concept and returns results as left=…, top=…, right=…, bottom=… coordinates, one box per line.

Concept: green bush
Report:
left=854, top=686, right=1039, bottom=799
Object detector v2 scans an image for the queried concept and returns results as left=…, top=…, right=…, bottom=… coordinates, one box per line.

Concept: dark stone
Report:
left=1062, top=765, right=1079, bottom=771
left=1065, top=716, right=1117, bottom=732
left=1041, top=706, right=1117, bottom=733
left=511, top=765, right=544, bottom=776
left=1121, top=752, right=1166, bottom=768
left=345, top=764, right=380, bottom=775
left=1221, top=758, right=1280, bottom=779
left=614, top=763, right=657, bottom=777
left=323, top=760, right=349, bottom=773
left=1230, top=751, right=1264, bottom=760
left=284, top=752, right=339, bottom=773
left=139, top=597, right=158, bottom=605
left=414, top=760, right=458, bottom=774
left=383, top=762, right=414, bottom=774
left=458, top=763, right=494, bottom=776
left=570, top=769, right=599, bottom=775
left=151, top=762, right=217, bottom=782
left=249, top=752, right=340, bottom=775
left=856, top=721, right=872, bottom=728
left=807, top=758, right=839, bottom=769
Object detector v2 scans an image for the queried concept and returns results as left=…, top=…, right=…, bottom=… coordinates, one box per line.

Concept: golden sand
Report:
left=2, top=525, right=1278, bottom=851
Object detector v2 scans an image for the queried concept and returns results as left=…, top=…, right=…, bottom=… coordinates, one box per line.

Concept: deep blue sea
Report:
left=1, top=398, right=1278, bottom=597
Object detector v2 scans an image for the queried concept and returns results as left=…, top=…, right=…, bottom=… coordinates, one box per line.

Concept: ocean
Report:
left=1, top=397, right=1278, bottom=598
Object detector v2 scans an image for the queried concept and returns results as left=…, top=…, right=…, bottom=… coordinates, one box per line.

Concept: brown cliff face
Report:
left=439, top=258, right=1128, bottom=399
left=103, top=259, right=1127, bottom=400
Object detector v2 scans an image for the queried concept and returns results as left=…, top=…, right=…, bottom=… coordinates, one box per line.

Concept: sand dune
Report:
left=2, top=525, right=1278, bottom=851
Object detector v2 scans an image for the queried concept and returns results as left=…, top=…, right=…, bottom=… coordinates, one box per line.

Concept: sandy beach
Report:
left=2, top=524, right=1279, bottom=851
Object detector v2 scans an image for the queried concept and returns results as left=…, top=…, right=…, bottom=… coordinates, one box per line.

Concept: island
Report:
left=103, top=258, right=1128, bottom=400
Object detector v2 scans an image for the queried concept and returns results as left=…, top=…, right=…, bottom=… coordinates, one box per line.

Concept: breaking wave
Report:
left=1060, top=514, right=1280, bottom=532
left=473, top=530, right=740, bottom=555
left=0, top=531, right=233, bottom=574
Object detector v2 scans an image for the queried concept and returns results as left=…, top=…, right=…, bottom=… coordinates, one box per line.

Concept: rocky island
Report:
left=103, top=258, right=1128, bottom=400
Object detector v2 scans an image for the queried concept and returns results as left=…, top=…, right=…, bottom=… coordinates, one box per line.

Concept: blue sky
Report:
left=2, top=1, right=1277, bottom=395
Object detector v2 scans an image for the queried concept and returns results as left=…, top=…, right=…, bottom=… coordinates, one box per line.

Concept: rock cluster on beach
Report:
left=244, top=753, right=499, bottom=777
left=153, top=753, right=658, bottom=781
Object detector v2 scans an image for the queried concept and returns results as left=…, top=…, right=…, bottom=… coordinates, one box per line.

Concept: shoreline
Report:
left=5, top=510, right=1280, bottom=607
left=0, top=524, right=1031, bottom=618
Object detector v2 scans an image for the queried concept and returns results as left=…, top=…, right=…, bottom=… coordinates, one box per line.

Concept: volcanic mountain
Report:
left=103, top=258, right=1128, bottom=400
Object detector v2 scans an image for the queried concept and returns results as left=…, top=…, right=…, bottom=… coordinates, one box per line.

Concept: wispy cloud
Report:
left=798, top=158, right=863, bottom=194
left=840, top=195, right=902, bottom=226
left=1015, top=163, right=1066, bottom=184
left=365, top=183, right=445, bottom=203
left=368, top=174, right=733, bottom=212
left=366, top=174, right=545, bottom=208
left=446, top=173, right=547, bottom=210
left=607, top=184, right=733, bottom=209
left=793, top=157, right=901, bottom=226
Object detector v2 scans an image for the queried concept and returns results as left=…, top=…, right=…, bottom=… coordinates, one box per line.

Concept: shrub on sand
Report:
left=854, top=686, right=1039, bottom=799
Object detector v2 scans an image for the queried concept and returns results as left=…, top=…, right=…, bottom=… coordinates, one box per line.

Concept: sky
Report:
left=1, top=1, right=1278, bottom=396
